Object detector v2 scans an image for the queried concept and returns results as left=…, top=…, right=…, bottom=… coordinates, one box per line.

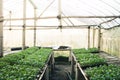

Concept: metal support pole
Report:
left=34, top=8, right=37, bottom=46
left=9, top=11, right=12, bottom=30
left=98, top=26, right=101, bottom=50
left=0, top=0, right=3, bottom=57
left=58, top=0, right=62, bottom=31
left=28, top=0, right=37, bottom=47
left=88, top=26, right=90, bottom=49
left=93, top=27, right=95, bottom=47
left=22, top=0, right=26, bottom=50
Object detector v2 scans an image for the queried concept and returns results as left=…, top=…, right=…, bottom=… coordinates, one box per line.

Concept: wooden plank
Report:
left=76, top=63, right=88, bottom=80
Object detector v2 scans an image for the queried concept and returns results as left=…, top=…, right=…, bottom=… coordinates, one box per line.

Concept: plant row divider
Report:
left=71, top=51, right=89, bottom=80
left=76, top=63, right=89, bottom=80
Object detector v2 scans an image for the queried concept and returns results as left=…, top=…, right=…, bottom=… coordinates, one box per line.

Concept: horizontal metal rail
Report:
left=1, top=15, right=120, bottom=21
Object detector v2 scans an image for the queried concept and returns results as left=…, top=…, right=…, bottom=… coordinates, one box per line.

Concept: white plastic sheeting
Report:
left=3, top=0, right=120, bottom=28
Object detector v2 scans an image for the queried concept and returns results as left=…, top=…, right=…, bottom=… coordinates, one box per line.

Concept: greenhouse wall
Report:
left=101, top=27, right=120, bottom=58
left=3, top=28, right=99, bottom=51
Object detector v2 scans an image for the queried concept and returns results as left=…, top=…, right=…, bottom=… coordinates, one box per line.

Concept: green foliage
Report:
left=0, top=47, right=52, bottom=80
left=88, top=48, right=99, bottom=53
left=0, top=64, right=39, bottom=80
left=0, top=61, right=10, bottom=68
left=85, top=64, right=120, bottom=80
left=19, top=48, right=51, bottom=67
left=23, top=47, right=39, bottom=54
left=73, top=48, right=90, bottom=54
left=73, top=48, right=105, bottom=68
left=1, top=47, right=39, bottom=64
left=73, top=48, right=99, bottom=54
left=75, top=53, right=106, bottom=68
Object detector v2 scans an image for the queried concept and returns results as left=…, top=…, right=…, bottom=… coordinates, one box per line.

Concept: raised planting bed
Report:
left=73, top=48, right=107, bottom=68
left=75, top=53, right=107, bottom=68
left=85, top=64, right=120, bottom=80
left=0, top=64, right=39, bottom=80
left=0, top=47, right=39, bottom=64
left=19, top=48, right=52, bottom=67
left=0, top=47, right=52, bottom=80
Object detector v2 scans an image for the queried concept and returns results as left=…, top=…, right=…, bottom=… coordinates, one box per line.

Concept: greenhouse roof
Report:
left=3, top=0, right=120, bottom=29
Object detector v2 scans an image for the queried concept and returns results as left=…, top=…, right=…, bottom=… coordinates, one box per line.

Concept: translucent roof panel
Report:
left=3, top=0, right=120, bottom=29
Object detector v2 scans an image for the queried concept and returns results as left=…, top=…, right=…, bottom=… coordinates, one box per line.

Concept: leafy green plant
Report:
left=73, top=48, right=90, bottom=54
left=88, top=48, right=99, bottom=53
left=0, top=61, right=10, bottom=68
left=23, top=47, right=39, bottom=54
left=0, top=64, right=39, bottom=80
left=0, top=47, right=39, bottom=64
left=0, top=47, right=52, bottom=80
left=75, top=54, right=107, bottom=68
left=19, top=48, right=51, bottom=68
left=85, top=64, right=120, bottom=80
left=73, top=48, right=99, bottom=54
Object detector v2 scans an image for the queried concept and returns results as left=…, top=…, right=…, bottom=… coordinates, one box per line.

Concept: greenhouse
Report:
left=0, top=0, right=120, bottom=80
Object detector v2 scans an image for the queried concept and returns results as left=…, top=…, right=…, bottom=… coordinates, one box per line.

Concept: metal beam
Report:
left=22, top=0, right=26, bottom=50
left=28, top=0, right=37, bottom=47
left=34, top=8, right=37, bottom=46
left=88, top=26, right=90, bottom=49
left=0, top=0, right=3, bottom=57
left=4, top=25, right=97, bottom=27
left=58, top=0, right=62, bottom=31
left=92, top=27, right=96, bottom=47
left=9, top=11, right=12, bottom=30
left=62, top=16, right=120, bottom=18
left=99, top=18, right=117, bottom=26
left=98, top=26, right=101, bottom=50
left=3, top=16, right=57, bottom=21
left=2, top=15, right=120, bottom=21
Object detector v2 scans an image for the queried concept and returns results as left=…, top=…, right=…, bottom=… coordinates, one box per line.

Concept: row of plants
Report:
left=0, top=47, right=39, bottom=64
left=73, top=48, right=99, bottom=54
left=75, top=53, right=107, bottom=68
left=0, top=47, right=52, bottom=80
left=85, top=64, right=120, bottom=80
left=73, top=48, right=106, bottom=68
left=73, top=48, right=120, bottom=80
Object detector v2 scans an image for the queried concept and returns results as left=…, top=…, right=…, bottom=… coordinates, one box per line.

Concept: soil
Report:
left=50, top=60, right=72, bottom=80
